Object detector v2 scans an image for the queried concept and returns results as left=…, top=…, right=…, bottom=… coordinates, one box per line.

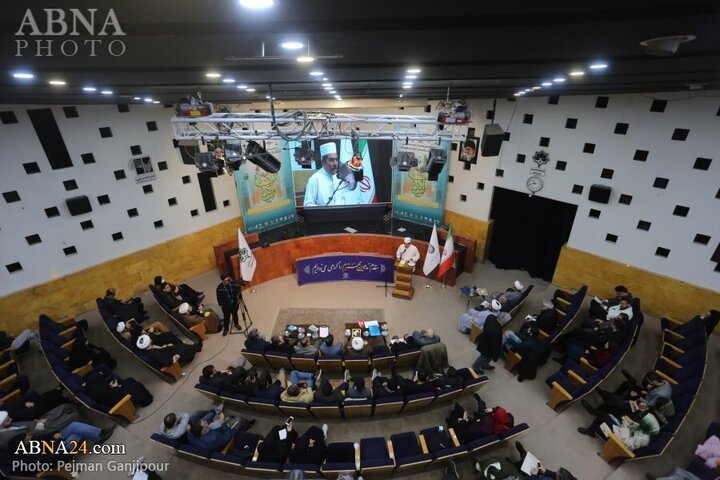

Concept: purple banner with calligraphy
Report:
left=296, top=254, right=394, bottom=285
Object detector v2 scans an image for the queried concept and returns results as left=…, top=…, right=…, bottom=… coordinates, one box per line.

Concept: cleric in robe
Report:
left=396, top=237, right=420, bottom=265
left=303, top=142, right=360, bottom=206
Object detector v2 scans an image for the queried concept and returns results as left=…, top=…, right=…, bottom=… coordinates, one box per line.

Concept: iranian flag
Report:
left=437, top=225, right=455, bottom=278
left=238, top=228, right=257, bottom=282
left=341, top=138, right=376, bottom=203
left=422, top=223, right=441, bottom=276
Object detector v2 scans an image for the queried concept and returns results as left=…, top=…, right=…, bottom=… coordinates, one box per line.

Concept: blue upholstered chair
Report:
left=320, top=442, right=357, bottom=476
left=419, top=426, right=468, bottom=463
left=390, top=431, right=432, bottom=473
left=359, top=436, right=395, bottom=475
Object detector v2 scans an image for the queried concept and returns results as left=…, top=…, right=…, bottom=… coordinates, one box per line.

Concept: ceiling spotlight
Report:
left=569, top=70, right=585, bottom=76
left=143, top=97, right=152, bottom=102
left=541, top=82, right=552, bottom=86
left=12, top=72, right=34, bottom=79
left=407, top=68, right=421, bottom=74
left=553, top=77, right=566, bottom=83
left=222, top=78, right=235, bottom=83
left=49, top=80, right=66, bottom=86
left=322, top=77, right=328, bottom=81
left=133, top=96, right=141, bottom=100
left=403, top=85, right=412, bottom=89
left=239, top=0, right=274, bottom=8
left=405, top=75, right=418, bottom=79
left=532, top=86, right=541, bottom=90
left=296, top=56, right=314, bottom=63
left=324, top=86, right=332, bottom=90
left=321, top=83, right=332, bottom=87
left=589, top=63, right=608, bottom=70
left=206, top=72, right=221, bottom=78
left=82, top=87, right=97, bottom=92
left=524, top=89, right=531, bottom=93
left=152, top=100, right=160, bottom=104
left=237, top=84, right=248, bottom=89
left=329, top=90, right=336, bottom=94
left=280, top=41, right=304, bottom=50
left=309, top=70, right=323, bottom=76
left=246, top=88, right=256, bottom=92
left=100, top=90, right=113, bottom=95
left=399, top=94, right=404, bottom=98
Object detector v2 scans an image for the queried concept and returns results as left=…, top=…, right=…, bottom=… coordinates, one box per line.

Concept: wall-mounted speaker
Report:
left=480, top=124, right=504, bottom=157
left=66, top=195, right=92, bottom=216
left=588, top=184, right=612, bottom=204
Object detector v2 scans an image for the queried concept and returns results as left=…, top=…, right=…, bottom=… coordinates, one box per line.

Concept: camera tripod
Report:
left=227, top=283, right=253, bottom=336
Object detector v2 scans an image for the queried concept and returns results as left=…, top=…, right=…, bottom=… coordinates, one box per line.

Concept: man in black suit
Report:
left=216, top=275, right=241, bottom=336
left=101, top=288, right=146, bottom=322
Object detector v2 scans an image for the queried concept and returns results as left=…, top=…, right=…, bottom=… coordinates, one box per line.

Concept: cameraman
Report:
left=216, top=275, right=241, bottom=336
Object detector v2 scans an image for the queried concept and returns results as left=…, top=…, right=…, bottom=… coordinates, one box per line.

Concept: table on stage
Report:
left=344, top=321, right=389, bottom=348
left=459, top=286, right=487, bottom=310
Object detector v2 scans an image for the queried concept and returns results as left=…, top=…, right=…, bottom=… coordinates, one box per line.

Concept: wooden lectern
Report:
left=392, top=261, right=415, bottom=299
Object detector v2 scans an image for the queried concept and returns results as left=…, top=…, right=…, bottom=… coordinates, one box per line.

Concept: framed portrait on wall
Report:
left=458, top=136, right=479, bottom=164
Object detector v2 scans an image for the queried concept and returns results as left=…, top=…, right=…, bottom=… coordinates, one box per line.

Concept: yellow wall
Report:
left=553, top=245, right=720, bottom=323
left=444, top=210, right=493, bottom=261
left=0, top=218, right=242, bottom=332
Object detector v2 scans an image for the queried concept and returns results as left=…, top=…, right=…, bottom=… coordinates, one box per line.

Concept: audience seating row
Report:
left=469, top=284, right=535, bottom=343
left=599, top=314, right=708, bottom=463
left=38, top=314, right=138, bottom=423
left=680, top=422, right=720, bottom=480
left=148, top=285, right=207, bottom=341
left=151, top=413, right=529, bottom=477
left=242, top=345, right=422, bottom=374
left=96, top=298, right=183, bottom=383
left=195, top=368, right=489, bottom=419
left=544, top=298, right=642, bottom=410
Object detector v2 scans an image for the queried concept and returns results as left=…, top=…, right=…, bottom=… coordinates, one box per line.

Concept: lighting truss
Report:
left=171, top=112, right=467, bottom=142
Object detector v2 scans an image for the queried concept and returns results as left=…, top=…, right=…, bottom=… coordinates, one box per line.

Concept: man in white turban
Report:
left=304, top=142, right=342, bottom=206
left=396, top=237, right=420, bottom=266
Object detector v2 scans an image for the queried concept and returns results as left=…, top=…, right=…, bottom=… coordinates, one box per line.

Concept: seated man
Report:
left=488, top=280, right=525, bottom=312
left=153, top=276, right=204, bottom=306
left=344, top=336, right=372, bottom=359
left=522, top=300, right=559, bottom=333
left=158, top=282, right=184, bottom=310
left=270, top=335, right=295, bottom=354
left=245, top=328, right=272, bottom=352
left=589, top=285, right=633, bottom=320
left=457, top=299, right=508, bottom=334
left=313, top=379, right=345, bottom=405
left=288, top=424, right=329, bottom=466
left=431, top=366, right=473, bottom=389
left=502, top=325, right=552, bottom=381
left=7, top=419, right=114, bottom=451
left=389, top=335, right=415, bottom=354
left=448, top=394, right=513, bottom=444
left=118, top=320, right=187, bottom=348
left=257, top=417, right=299, bottom=463
left=555, top=315, right=630, bottom=361
left=341, top=372, right=372, bottom=400
left=411, top=328, right=441, bottom=347
left=252, top=371, right=285, bottom=401
left=136, top=334, right=196, bottom=367
left=199, top=365, right=251, bottom=393
left=0, top=385, right=70, bottom=422
left=318, top=334, right=343, bottom=356
left=101, top=288, right=146, bottom=323
left=389, top=367, right=434, bottom=397
left=68, top=333, right=117, bottom=370
left=371, top=370, right=402, bottom=398
left=294, top=337, right=318, bottom=356
left=280, top=383, right=315, bottom=404
left=178, top=302, right=220, bottom=333
left=577, top=401, right=660, bottom=452
left=586, top=297, right=634, bottom=327
left=187, top=409, right=243, bottom=452
left=0, top=404, right=81, bottom=449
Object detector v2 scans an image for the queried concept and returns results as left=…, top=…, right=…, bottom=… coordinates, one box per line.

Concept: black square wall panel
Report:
left=81, top=153, right=95, bottom=164
left=463, top=163, right=471, bottom=171
left=650, top=99, right=667, bottom=112
left=637, top=220, right=651, bottom=231
left=114, top=170, right=126, bottom=180
left=45, top=206, right=60, bottom=217
left=99, top=127, right=113, bottom=138
left=583, top=143, right=595, bottom=154
left=486, top=110, right=495, bottom=120
left=80, top=220, right=94, bottom=230
left=634, top=149, right=649, bottom=162
left=63, top=246, right=77, bottom=256
left=614, top=123, right=629, bottom=135
left=523, top=114, right=534, bottom=124
left=112, top=232, right=123, bottom=241
left=653, top=177, right=669, bottom=189
left=694, top=233, right=711, bottom=245
left=117, top=104, right=130, bottom=113
left=556, top=161, right=567, bottom=171
left=565, top=118, right=577, bottom=129
left=157, top=161, right=168, bottom=171
left=146, top=121, right=158, bottom=132
left=190, top=209, right=199, bottom=217
left=448, top=175, right=454, bottom=183
left=548, top=96, right=559, bottom=105
left=63, top=179, right=78, bottom=191
left=3, top=191, right=20, bottom=203
left=130, top=145, right=142, bottom=155
left=503, top=132, right=511, bottom=141
left=168, top=197, right=177, bottom=206
left=717, top=188, right=720, bottom=199
left=460, top=194, right=467, bottom=202
left=673, top=205, right=690, bottom=217
left=182, top=175, right=191, bottom=184
left=142, top=184, right=153, bottom=194
left=154, top=220, right=164, bottom=228
left=655, top=247, right=670, bottom=257
left=572, top=184, right=583, bottom=194
left=223, top=199, right=231, bottom=207
left=605, top=233, right=618, bottom=243
left=25, top=234, right=42, bottom=245
left=476, top=182, right=485, bottom=190
left=539, top=137, right=550, bottom=147
left=97, top=194, right=110, bottom=205
left=618, top=194, right=633, bottom=205
left=495, top=169, right=504, bottom=177
left=6, top=262, right=22, bottom=273
left=23, top=162, right=41, bottom=174
left=694, top=157, right=712, bottom=170
left=62, top=106, right=78, bottom=118
left=672, top=128, right=689, bottom=141
left=127, top=208, right=139, bottom=218
left=589, top=209, right=601, bottom=218
left=0, top=111, right=18, bottom=124
left=595, top=96, right=609, bottom=108
left=601, top=168, right=614, bottom=179
left=516, top=154, right=526, bottom=163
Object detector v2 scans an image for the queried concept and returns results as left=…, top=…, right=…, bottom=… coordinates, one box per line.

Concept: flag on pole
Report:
left=423, top=223, right=441, bottom=276
left=238, top=228, right=257, bottom=282
left=437, top=225, right=455, bottom=277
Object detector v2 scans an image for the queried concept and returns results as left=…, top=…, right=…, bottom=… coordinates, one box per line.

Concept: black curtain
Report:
left=488, top=187, right=577, bottom=281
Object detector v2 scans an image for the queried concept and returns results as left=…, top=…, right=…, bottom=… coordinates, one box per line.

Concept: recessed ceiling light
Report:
left=82, top=87, right=97, bottom=92
left=541, top=82, right=552, bottom=87
left=402, top=82, right=413, bottom=86
left=133, top=96, right=141, bottom=100
left=48, top=80, right=66, bottom=86
left=532, top=86, right=541, bottom=90
left=222, top=78, right=235, bottom=83
left=206, top=72, right=221, bottom=78
left=403, top=85, right=412, bottom=89
left=246, top=88, right=256, bottom=92
left=524, top=89, right=531, bottom=92
left=239, top=0, right=274, bottom=9
left=329, top=90, right=336, bottom=94
left=407, top=68, right=421, bottom=74
left=553, top=77, right=566, bottom=83
left=405, top=75, right=417, bottom=79
left=12, top=72, right=34, bottom=79
left=143, top=98, right=152, bottom=102
left=309, top=71, right=323, bottom=76
left=100, top=90, right=113, bottom=95
left=589, top=63, right=608, bottom=70
left=322, top=83, right=332, bottom=87
left=237, top=84, right=248, bottom=89
left=569, top=70, right=585, bottom=76
left=280, top=41, right=304, bottom=50
left=514, top=93, right=523, bottom=96
left=296, top=56, right=314, bottom=63
left=399, top=94, right=404, bottom=98
left=152, top=100, right=160, bottom=104
left=322, top=77, right=328, bottom=81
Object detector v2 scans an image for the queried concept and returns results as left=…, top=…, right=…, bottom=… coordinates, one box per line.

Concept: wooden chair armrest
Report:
left=354, top=442, right=361, bottom=471
left=556, top=290, right=573, bottom=301
left=659, top=355, right=682, bottom=370
left=252, top=440, right=263, bottom=461
left=548, top=381, right=573, bottom=409
left=600, top=432, right=635, bottom=462
left=663, top=329, right=684, bottom=342
left=1, top=388, right=22, bottom=406
left=537, top=329, right=550, bottom=340
left=0, top=360, right=15, bottom=378
left=190, top=321, right=207, bottom=341
left=567, top=369, right=587, bottom=387
left=448, top=427, right=460, bottom=447
left=555, top=308, right=567, bottom=317
left=58, top=326, right=78, bottom=340
left=654, top=369, right=678, bottom=385
left=60, top=338, right=76, bottom=351
left=0, top=348, right=16, bottom=361
left=72, top=361, right=93, bottom=377
left=579, top=357, right=598, bottom=373
left=555, top=297, right=571, bottom=308
left=160, top=361, right=182, bottom=382
left=0, top=374, right=18, bottom=392
left=418, top=434, right=429, bottom=454
left=661, top=316, right=682, bottom=329
left=387, top=440, right=395, bottom=460
left=662, top=342, right=684, bottom=358
left=222, top=437, right=235, bottom=454
left=58, top=316, right=76, bottom=326
left=468, top=368, right=480, bottom=379
left=108, top=394, right=137, bottom=422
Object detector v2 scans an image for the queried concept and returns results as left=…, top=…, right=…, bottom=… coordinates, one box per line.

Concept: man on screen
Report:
left=304, top=142, right=358, bottom=206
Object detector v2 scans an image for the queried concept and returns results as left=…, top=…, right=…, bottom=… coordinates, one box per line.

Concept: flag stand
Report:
left=441, top=273, right=447, bottom=289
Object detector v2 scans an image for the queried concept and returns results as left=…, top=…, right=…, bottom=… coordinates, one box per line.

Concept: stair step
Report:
left=392, top=287, right=414, bottom=299
left=396, top=273, right=413, bottom=281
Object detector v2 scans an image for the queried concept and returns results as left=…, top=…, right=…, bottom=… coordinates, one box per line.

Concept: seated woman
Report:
left=448, top=394, right=513, bottom=444
left=84, top=368, right=153, bottom=408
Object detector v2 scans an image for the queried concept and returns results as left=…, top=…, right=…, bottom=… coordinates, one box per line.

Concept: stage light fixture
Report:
left=390, top=151, right=418, bottom=171
left=422, top=148, right=447, bottom=181
left=12, top=72, right=34, bottom=79
left=194, top=152, right=218, bottom=173
left=245, top=140, right=282, bottom=173
left=294, top=142, right=314, bottom=167
left=280, top=41, right=304, bottom=50
left=206, top=72, right=221, bottom=78
left=296, top=56, right=314, bottom=63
